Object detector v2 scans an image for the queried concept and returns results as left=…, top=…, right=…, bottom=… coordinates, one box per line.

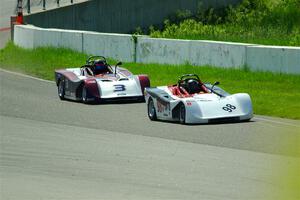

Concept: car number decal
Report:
left=113, top=84, right=126, bottom=92
left=222, top=104, right=236, bottom=112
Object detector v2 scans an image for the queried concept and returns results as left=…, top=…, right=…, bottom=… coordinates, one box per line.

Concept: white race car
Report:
left=145, top=74, right=253, bottom=124
left=55, top=56, right=150, bottom=103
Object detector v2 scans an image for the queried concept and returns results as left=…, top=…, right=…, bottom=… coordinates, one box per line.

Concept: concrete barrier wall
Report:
left=189, top=40, right=249, bottom=68
left=13, top=25, right=300, bottom=74
left=13, top=25, right=35, bottom=49
left=14, top=25, right=84, bottom=52
left=14, top=25, right=136, bottom=62
left=83, top=32, right=135, bottom=62
left=137, top=38, right=190, bottom=65
left=246, top=46, right=300, bottom=74
left=137, top=38, right=250, bottom=68
left=35, top=28, right=84, bottom=52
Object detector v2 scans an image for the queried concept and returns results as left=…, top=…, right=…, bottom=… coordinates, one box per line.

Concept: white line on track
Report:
left=0, top=68, right=55, bottom=83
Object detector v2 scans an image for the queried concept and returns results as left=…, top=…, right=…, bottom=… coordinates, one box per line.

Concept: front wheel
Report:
left=147, top=98, right=157, bottom=121
left=58, top=80, right=65, bottom=100
left=179, top=103, right=186, bottom=124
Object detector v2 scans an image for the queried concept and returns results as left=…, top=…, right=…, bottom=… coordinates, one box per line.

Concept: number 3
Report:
left=113, top=84, right=126, bottom=92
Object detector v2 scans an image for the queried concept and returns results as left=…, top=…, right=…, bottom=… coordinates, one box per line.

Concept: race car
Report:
left=55, top=56, right=150, bottom=103
left=145, top=74, right=253, bottom=124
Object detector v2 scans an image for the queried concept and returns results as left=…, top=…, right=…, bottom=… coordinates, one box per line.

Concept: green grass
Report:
left=148, top=0, right=300, bottom=46
left=0, top=42, right=87, bottom=80
left=1, top=42, right=300, bottom=119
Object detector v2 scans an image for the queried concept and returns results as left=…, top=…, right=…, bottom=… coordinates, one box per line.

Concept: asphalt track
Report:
left=1, top=69, right=299, bottom=199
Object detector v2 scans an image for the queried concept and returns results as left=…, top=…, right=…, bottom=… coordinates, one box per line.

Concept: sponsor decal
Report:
left=157, top=100, right=170, bottom=113
left=186, top=100, right=196, bottom=106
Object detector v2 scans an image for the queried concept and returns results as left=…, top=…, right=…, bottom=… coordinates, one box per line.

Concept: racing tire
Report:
left=58, top=80, right=65, bottom=100
left=81, top=86, right=89, bottom=104
left=179, top=103, right=186, bottom=124
left=147, top=98, right=157, bottom=121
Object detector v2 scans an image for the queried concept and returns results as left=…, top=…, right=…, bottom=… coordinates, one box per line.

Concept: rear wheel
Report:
left=148, top=98, right=157, bottom=121
left=81, top=86, right=89, bottom=104
left=58, top=80, right=65, bottom=100
left=179, top=103, right=186, bottom=124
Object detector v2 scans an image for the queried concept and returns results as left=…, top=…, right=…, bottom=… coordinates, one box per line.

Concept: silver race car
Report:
left=145, top=74, right=253, bottom=124
left=55, top=56, right=150, bottom=103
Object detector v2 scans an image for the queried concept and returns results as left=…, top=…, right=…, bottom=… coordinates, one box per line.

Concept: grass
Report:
left=147, top=0, right=300, bottom=46
left=0, top=42, right=87, bottom=80
left=1, top=42, right=300, bottom=119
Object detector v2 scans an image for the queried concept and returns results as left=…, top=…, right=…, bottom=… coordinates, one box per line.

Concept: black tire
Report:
left=81, top=86, right=89, bottom=104
left=147, top=98, right=157, bottom=121
left=179, top=103, right=186, bottom=124
left=58, top=80, right=65, bottom=100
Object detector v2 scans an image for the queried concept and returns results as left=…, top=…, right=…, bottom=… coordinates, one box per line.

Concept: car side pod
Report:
left=138, top=75, right=150, bottom=93
left=234, top=93, right=253, bottom=121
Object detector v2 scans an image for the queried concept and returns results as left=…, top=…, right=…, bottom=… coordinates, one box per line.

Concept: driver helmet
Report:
left=93, top=60, right=109, bottom=75
left=186, top=79, right=201, bottom=94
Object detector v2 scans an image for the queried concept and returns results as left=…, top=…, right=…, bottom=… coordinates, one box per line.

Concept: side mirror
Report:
left=116, top=61, right=122, bottom=66
left=213, top=81, right=220, bottom=86
left=211, top=81, right=220, bottom=91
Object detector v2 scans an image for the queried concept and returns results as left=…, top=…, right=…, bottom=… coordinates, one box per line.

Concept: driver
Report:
left=184, top=79, right=202, bottom=94
left=92, top=60, right=110, bottom=75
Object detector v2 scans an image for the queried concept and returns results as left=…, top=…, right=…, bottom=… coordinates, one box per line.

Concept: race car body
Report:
left=55, top=56, right=150, bottom=103
left=145, top=74, right=253, bottom=124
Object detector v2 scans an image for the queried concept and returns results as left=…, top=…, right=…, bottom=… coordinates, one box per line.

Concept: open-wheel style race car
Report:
left=55, top=56, right=150, bottom=103
left=145, top=74, right=253, bottom=124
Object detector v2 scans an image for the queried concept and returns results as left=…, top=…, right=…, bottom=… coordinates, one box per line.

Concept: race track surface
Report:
left=0, top=69, right=299, bottom=199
